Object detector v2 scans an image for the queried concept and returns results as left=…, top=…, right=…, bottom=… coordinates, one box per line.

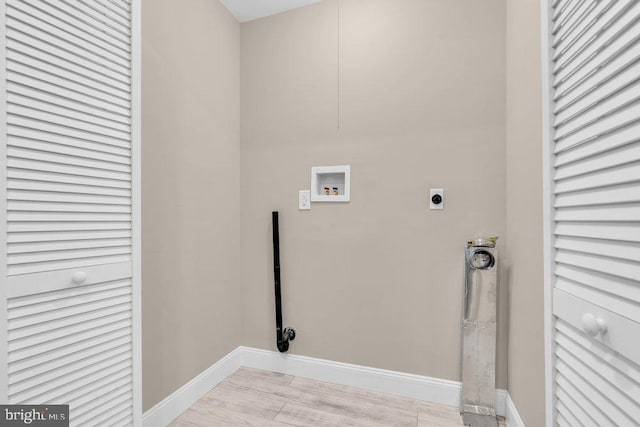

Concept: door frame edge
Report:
left=541, top=0, right=556, bottom=426
left=0, top=0, right=9, bottom=404
left=131, top=0, right=143, bottom=424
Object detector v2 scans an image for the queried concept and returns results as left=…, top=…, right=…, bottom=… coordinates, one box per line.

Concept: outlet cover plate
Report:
left=430, top=188, right=444, bottom=210
left=299, top=190, right=311, bottom=210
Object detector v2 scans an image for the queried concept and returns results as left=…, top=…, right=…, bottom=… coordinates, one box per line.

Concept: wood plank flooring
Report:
left=170, top=367, right=505, bottom=426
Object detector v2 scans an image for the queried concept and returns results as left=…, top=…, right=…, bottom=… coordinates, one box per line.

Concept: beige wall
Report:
left=141, top=0, right=241, bottom=410
left=141, top=0, right=548, bottom=418
left=505, top=0, right=546, bottom=424
left=240, top=0, right=508, bottom=387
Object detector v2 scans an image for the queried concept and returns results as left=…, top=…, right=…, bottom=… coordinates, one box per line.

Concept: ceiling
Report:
left=219, top=0, right=324, bottom=23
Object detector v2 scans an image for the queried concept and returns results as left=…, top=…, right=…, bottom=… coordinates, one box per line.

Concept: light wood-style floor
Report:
left=170, top=367, right=505, bottom=426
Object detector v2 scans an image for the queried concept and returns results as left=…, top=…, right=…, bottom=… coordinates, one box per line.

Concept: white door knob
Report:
left=581, top=313, right=607, bottom=337
left=596, top=317, right=608, bottom=335
left=71, top=271, right=87, bottom=285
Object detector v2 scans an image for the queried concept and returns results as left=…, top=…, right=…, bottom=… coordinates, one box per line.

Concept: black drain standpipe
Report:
left=272, top=211, right=295, bottom=352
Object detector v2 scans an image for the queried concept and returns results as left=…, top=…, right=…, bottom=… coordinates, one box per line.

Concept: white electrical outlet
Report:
left=430, top=188, right=444, bottom=210
left=299, top=190, right=311, bottom=210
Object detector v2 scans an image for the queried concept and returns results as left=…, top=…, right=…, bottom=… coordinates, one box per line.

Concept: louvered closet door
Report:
left=548, top=0, right=640, bottom=425
left=1, top=0, right=141, bottom=425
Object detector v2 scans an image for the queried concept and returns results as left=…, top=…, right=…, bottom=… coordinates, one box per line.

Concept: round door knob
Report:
left=596, top=317, right=608, bottom=335
left=71, top=271, right=87, bottom=285
left=581, top=313, right=607, bottom=337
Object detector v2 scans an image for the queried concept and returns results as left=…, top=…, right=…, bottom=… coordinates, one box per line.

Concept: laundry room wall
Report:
left=240, top=0, right=508, bottom=387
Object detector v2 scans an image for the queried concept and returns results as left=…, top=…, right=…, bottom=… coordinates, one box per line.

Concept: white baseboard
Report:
left=143, top=346, right=524, bottom=426
left=505, top=392, right=526, bottom=427
left=239, top=346, right=465, bottom=408
left=142, top=347, right=242, bottom=427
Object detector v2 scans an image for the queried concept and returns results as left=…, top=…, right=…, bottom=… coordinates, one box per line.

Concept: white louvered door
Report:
left=1, top=0, right=141, bottom=425
left=545, top=0, right=640, bottom=425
